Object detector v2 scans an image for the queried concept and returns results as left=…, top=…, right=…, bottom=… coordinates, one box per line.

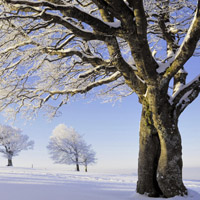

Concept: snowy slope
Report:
left=0, top=167, right=199, bottom=200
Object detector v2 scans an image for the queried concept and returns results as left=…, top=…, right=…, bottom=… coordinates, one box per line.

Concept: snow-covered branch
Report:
left=4, top=0, right=122, bottom=37
left=44, top=47, right=110, bottom=67
left=45, top=71, right=122, bottom=96
left=171, top=74, right=200, bottom=116
left=162, top=1, right=200, bottom=83
left=0, top=0, right=198, bottom=120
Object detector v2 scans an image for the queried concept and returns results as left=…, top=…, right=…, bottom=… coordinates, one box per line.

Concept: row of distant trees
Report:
left=0, top=124, right=96, bottom=172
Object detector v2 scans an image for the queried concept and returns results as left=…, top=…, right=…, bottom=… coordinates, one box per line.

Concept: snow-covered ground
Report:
left=0, top=167, right=199, bottom=200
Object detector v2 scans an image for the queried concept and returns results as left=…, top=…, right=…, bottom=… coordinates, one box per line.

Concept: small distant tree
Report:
left=47, top=124, right=96, bottom=171
left=0, top=125, right=34, bottom=166
left=81, top=145, right=96, bottom=172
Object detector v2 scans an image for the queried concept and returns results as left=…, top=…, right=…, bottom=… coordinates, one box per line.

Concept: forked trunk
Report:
left=137, top=105, right=162, bottom=197
left=145, top=86, right=187, bottom=197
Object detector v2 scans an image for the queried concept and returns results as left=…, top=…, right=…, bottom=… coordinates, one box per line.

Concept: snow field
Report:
left=0, top=167, right=199, bottom=200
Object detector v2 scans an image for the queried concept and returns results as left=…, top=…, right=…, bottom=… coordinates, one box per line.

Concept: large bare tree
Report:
left=0, top=0, right=200, bottom=197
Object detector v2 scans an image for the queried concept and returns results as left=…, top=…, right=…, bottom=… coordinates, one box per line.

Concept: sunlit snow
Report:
left=0, top=167, right=199, bottom=200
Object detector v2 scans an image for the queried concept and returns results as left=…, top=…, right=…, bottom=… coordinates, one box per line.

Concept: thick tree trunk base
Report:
left=137, top=133, right=162, bottom=197
left=137, top=104, right=187, bottom=198
left=137, top=107, right=162, bottom=197
left=157, top=131, right=187, bottom=198
left=157, top=172, right=187, bottom=198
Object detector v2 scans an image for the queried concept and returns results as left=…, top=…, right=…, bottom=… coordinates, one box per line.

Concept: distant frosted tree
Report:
left=47, top=124, right=91, bottom=171
left=81, top=145, right=96, bottom=172
left=0, top=125, right=34, bottom=166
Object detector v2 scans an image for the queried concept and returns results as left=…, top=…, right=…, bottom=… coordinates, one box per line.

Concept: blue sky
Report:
left=0, top=58, right=199, bottom=171
left=0, top=94, right=141, bottom=170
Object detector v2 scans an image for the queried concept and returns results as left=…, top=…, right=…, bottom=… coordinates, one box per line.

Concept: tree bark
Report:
left=137, top=105, right=162, bottom=197
left=7, top=159, right=13, bottom=166
left=147, top=86, right=187, bottom=197
left=156, top=122, right=187, bottom=197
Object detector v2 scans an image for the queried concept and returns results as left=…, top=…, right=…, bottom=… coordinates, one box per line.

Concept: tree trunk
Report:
left=156, top=123, right=187, bottom=197
left=147, top=86, right=187, bottom=198
left=76, top=163, right=80, bottom=171
left=85, top=165, right=87, bottom=172
left=75, top=157, right=80, bottom=171
left=137, top=105, right=162, bottom=197
left=7, top=159, right=13, bottom=166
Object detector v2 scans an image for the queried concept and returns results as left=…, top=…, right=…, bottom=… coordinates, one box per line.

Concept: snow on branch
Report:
left=0, top=8, right=109, bottom=42
left=44, top=47, right=110, bottom=67
left=0, top=66, right=122, bottom=119
left=46, top=71, right=122, bottom=97
left=4, top=0, right=122, bottom=36
left=0, top=0, right=199, bottom=121
left=162, top=2, right=200, bottom=83
left=171, top=74, right=200, bottom=116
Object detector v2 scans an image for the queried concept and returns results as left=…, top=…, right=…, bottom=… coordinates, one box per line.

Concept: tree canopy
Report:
left=0, top=0, right=199, bottom=119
